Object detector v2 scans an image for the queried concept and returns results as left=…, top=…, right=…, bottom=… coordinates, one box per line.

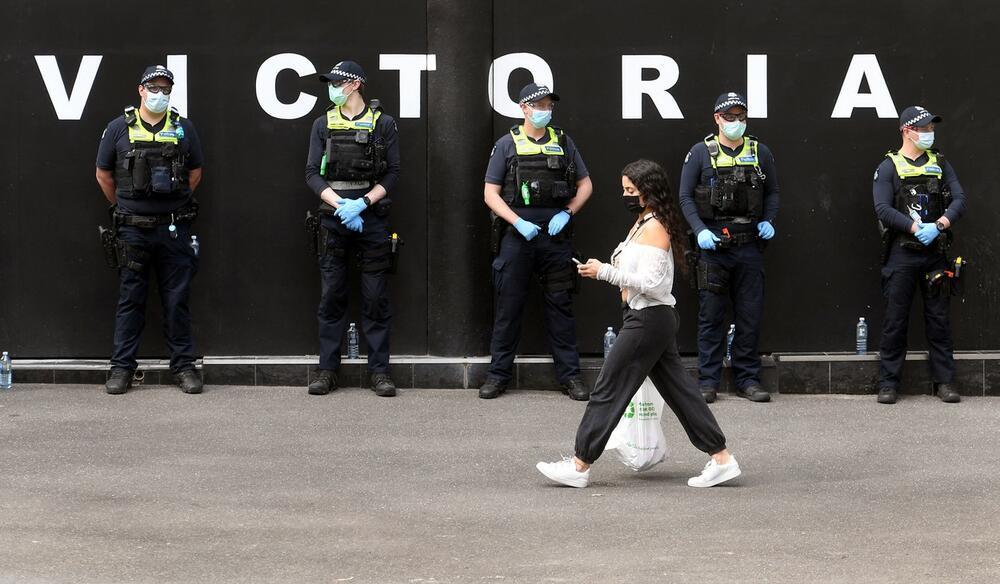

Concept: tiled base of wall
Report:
left=9, top=353, right=1000, bottom=396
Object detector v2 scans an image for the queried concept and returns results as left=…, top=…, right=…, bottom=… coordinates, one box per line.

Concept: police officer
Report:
left=480, top=83, right=593, bottom=400
left=95, top=65, right=204, bottom=395
left=304, top=61, right=401, bottom=397
left=873, top=106, right=966, bottom=405
left=679, top=92, right=780, bottom=404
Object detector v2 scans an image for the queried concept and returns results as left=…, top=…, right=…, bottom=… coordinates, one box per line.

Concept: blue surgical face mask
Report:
left=328, top=83, right=353, bottom=106
left=528, top=107, right=552, bottom=129
left=721, top=120, right=746, bottom=140
left=912, top=130, right=935, bottom=151
left=144, top=91, right=169, bottom=114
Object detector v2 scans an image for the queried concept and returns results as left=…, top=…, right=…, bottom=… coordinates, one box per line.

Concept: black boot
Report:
left=936, top=383, right=961, bottom=403
left=561, top=378, right=590, bottom=401
left=735, top=384, right=771, bottom=402
left=371, top=373, right=397, bottom=397
left=701, top=387, right=718, bottom=404
left=176, top=369, right=203, bottom=394
left=877, top=386, right=898, bottom=404
left=308, top=369, right=337, bottom=395
left=478, top=378, right=508, bottom=399
left=105, top=368, right=132, bottom=395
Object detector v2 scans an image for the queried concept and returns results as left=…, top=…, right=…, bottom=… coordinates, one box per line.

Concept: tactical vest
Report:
left=694, top=134, right=765, bottom=221
left=887, top=150, right=951, bottom=223
left=501, top=125, right=577, bottom=208
left=114, top=107, right=189, bottom=200
left=322, top=104, right=387, bottom=183
left=884, top=149, right=953, bottom=251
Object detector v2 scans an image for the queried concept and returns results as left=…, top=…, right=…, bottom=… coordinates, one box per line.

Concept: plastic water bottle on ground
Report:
left=856, top=317, right=868, bottom=355
left=725, top=324, right=736, bottom=365
left=603, top=327, right=617, bottom=359
left=347, top=323, right=360, bottom=359
left=190, top=235, right=200, bottom=257
left=1, top=352, right=12, bottom=390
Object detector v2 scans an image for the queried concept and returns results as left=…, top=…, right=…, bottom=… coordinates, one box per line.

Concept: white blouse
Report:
left=597, top=238, right=676, bottom=310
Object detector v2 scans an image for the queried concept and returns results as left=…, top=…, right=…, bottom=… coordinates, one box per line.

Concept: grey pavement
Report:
left=1, top=384, right=999, bottom=584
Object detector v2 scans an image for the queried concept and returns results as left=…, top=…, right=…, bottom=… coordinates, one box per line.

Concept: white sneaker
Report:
left=687, top=457, right=741, bottom=488
left=536, top=457, right=590, bottom=488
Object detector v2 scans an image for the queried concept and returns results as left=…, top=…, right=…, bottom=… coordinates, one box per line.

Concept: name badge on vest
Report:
left=925, top=165, right=942, bottom=174
left=355, top=121, right=373, bottom=129
left=159, top=131, right=177, bottom=139
left=543, top=145, right=564, bottom=155
left=738, top=156, right=756, bottom=163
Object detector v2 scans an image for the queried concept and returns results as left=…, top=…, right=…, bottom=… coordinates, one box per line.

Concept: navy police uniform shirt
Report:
left=872, top=152, right=966, bottom=234
left=304, top=106, right=401, bottom=197
left=96, top=111, right=203, bottom=216
left=484, top=127, right=589, bottom=223
left=678, top=137, right=780, bottom=235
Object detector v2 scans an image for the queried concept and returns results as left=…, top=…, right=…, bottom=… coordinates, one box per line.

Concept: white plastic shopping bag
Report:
left=604, top=378, right=667, bottom=471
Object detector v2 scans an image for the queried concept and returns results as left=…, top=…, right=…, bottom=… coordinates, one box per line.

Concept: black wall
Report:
left=1, top=0, right=998, bottom=359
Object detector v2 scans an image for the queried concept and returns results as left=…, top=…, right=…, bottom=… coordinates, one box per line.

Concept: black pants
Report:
left=697, top=241, right=764, bottom=390
left=317, top=207, right=392, bottom=373
left=575, top=305, right=727, bottom=464
left=878, top=246, right=954, bottom=389
left=111, top=221, right=198, bottom=373
left=488, top=226, right=580, bottom=384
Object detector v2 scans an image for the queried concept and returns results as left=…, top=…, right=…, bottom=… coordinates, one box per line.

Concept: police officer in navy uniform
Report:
left=95, top=65, right=205, bottom=395
left=480, top=83, right=593, bottom=400
left=304, top=60, right=401, bottom=397
left=679, top=92, right=780, bottom=404
left=873, top=106, right=966, bottom=405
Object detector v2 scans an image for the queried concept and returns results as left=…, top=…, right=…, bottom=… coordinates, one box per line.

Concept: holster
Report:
left=490, top=214, right=507, bottom=256
left=98, top=225, right=120, bottom=269
left=305, top=210, right=321, bottom=256
left=539, top=264, right=579, bottom=294
left=685, top=231, right=700, bottom=289
left=697, top=260, right=729, bottom=294
left=360, top=234, right=403, bottom=274
left=878, top=221, right=892, bottom=265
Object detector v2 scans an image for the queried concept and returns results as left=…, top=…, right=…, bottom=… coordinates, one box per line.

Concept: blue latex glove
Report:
left=513, top=218, right=540, bottom=241
left=915, top=222, right=940, bottom=246
left=343, top=215, right=364, bottom=233
left=334, top=197, right=367, bottom=224
left=757, top=220, right=775, bottom=240
left=548, top=210, right=571, bottom=236
left=697, top=229, right=721, bottom=250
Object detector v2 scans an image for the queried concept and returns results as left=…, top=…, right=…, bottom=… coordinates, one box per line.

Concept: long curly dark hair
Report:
left=621, top=159, right=689, bottom=273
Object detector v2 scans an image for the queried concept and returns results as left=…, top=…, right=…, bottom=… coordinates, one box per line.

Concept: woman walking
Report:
left=536, top=159, right=741, bottom=488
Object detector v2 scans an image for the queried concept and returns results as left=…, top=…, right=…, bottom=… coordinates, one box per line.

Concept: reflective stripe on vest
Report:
left=705, top=135, right=759, bottom=168
left=510, top=125, right=565, bottom=156
left=886, top=151, right=943, bottom=179
left=326, top=106, right=382, bottom=131
left=126, top=109, right=181, bottom=144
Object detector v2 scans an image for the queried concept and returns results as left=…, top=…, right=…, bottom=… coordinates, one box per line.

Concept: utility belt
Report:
left=715, top=226, right=759, bottom=249
left=97, top=203, right=198, bottom=270
left=113, top=204, right=198, bottom=229
left=925, top=256, right=967, bottom=298
left=489, top=213, right=573, bottom=256
left=879, top=222, right=953, bottom=265
left=305, top=207, right=402, bottom=274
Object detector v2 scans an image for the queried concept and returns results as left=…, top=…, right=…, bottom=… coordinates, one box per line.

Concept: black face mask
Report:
left=623, top=195, right=644, bottom=213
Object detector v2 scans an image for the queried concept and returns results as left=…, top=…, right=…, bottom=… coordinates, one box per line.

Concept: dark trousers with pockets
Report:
left=488, top=227, right=580, bottom=385
left=878, top=246, right=954, bottom=389
left=697, top=242, right=765, bottom=390
left=111, top=221, right=198, bottom=373
left=318, top=205, right=392, bottom=374
left=575, top=305, right=727, bottom=464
